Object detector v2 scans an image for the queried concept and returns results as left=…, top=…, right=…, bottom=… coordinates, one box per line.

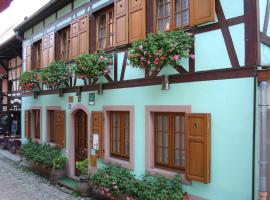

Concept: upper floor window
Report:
left=110, top=111, right=130, bottom=160
left=32, top=40, right=42, bottom=69
left=58, top=26, right=71, bottom=61
left=96, top=7, right=114, bottom=50
left=156, top=0, right=190, bottom=32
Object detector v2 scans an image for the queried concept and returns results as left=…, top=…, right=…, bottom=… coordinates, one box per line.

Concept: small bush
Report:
left=75, top=159, right=88, bottom=176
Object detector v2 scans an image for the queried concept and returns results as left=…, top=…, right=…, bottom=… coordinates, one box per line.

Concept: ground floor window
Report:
left=110, top=111, right=130, bottom=160
left=154, top=112, right=185, bottom=172
left=32, top=109, right=40, bottom=139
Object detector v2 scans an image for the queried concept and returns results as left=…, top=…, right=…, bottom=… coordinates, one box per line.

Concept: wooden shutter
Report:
left=42, top=35, right=49, bottom=67
left=25, top=110, right=31, bottom=139
left=129, top=0, right=146, bottom=42
left=115, top=0, right=128, bottom=46
left=55, top=32, right=61, bottom=61
left=190, top=0, right=215, bottom=26
left=78, top=15, right=89, bottom=55
left=91, top=111, right=103, bottom=158
left=70, top=20, right=79, bottom=58
left=185, top=113, right=211, bottom=183
left=70, top=15, right=89, bottom=58
left=54, top=111, right=66, bottom=148
left=26, top=45, right=32, bottom=71
left=48, top=33, right=55, bottom=64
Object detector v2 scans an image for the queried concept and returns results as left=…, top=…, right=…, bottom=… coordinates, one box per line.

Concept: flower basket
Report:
left=73, top=50, right=113, bottom=84
left=40, top=61, right=71, bottom=90
left=128, top=30, right=193, bottom=73
left=19, top=70, right=39, bottom=91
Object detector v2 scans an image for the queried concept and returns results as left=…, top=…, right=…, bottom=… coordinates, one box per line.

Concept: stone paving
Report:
left=0, top=153, right=91, bottom=200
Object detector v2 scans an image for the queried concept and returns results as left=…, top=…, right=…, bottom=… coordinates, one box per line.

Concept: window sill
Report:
left=103, top=156, right=133, bottom=170
left=147, top=168, right=191, bottom=185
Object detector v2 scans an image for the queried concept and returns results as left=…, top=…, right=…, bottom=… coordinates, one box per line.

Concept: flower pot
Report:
left=79, top=176, right=90, bottom=197
left=50, top=168, right=66, bottom=185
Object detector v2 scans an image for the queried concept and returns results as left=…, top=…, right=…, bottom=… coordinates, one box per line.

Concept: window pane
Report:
left=164, top=17, right=170, bottom=30
left=175, top=0, right=181, bottom=11
left=182, top=0, right=189, bottom=10
left=182, top=10, right=189, bottom=26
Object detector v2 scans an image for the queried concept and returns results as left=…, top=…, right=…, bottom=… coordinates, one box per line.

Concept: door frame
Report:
left=68, top=104, right=91, bottom=179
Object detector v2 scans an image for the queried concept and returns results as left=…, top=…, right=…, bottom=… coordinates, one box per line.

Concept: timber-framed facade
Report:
left=2, top=0, right=269, bottom=199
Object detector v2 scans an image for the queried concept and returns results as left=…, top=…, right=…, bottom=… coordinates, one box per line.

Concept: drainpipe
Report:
left=259, top=81, right=268, bottom=200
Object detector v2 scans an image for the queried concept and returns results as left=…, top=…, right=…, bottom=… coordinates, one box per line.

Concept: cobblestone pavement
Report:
left=0, top=154, right=91, bottom=200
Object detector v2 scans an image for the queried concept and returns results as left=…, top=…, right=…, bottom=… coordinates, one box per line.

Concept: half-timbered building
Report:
left=11, top=0, right=270, bottom=199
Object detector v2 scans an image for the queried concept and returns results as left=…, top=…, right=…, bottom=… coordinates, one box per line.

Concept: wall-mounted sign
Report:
left=93, top=133, right=99, bottom=150
left=89, top=93, right=95, bottom=105
left=68, top=104, right=71, bottom=110
left=68, top=96, right=74, bottom=103
left=10, top=98, right=21, bottom=104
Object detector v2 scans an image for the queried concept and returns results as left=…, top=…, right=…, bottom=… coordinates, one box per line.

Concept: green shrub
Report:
left=75, top=159, right=88, bottom=176
left=21, top=141, right=62, bottom=168
left=90, top=165, right=183, bottom=200
left=53, top=155, right=67, bottom=169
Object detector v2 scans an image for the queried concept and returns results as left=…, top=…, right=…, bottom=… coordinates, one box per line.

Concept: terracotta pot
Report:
left=50, top=168, right=66, bottom=185
left=79, top=176, right=90, bottom=197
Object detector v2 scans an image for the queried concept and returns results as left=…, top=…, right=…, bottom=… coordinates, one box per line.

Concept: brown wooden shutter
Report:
left=129, top=0, right=146, bottom=42
left=70, top=15, right=90, bottom=58
left=185, top=113, right=211, bottom=183
left=42, top=35, right=49, bottom=67
left=54, top=111, right=66, bottom=148
left=55, top=32, right=61, bottom=61
left=91, top=111, right=104, bottom=158
left=190, top=0, right=215, bottom=26
left=26, top=45, right=32, bottom=71
left=78, top=15, right=90, bottom=55
left=70, top=20, right=79, bottom=58
left=115, top=0, right=128, bottom=46
left=48, top=33, right=55, bottom=64
left=25, top=110, right=31, bottom=139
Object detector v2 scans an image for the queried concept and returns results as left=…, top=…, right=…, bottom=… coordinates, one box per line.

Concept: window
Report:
left=154, top=112, right=185, bottom=171
left=110, top=111, right=130, bottom=160
left=58, top=26, right=71, bottom=61
left=96, top=7, right=114, bottom=49
left=32, top=40, right=42, bottom=69
left=32, top=109, right=41, bottom=139
left=156, top=0, right=190, bottom=32
left=48, top=110, right=56, bottom=143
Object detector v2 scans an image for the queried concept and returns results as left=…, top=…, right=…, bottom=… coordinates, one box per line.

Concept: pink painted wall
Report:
left=268, top=110, right=270, bottom=200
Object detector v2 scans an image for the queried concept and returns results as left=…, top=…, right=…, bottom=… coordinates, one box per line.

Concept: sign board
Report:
left=89, top=93, right=95, bottom=105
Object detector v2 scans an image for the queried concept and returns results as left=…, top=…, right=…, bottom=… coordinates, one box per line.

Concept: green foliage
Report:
left=52, top=155, right=67, bottom=169
left=21, top=141, right=62, bottom=168
left=19, top=70, right=39, bottom=91
left=73, top=50, right=113, bottom=80
left=128, top=30, right=193, bottom=72
left=40, top=61, right=71, bottom=89
left=90, top=165, right=183, bottom=200
left=75, top=159, right=88, bottom=176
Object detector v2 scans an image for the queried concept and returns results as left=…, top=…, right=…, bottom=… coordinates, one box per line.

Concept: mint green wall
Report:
left=33, top=22, right=43, bottom=34
left=44, top=14, right=56, bottom=27
left=220, top=0, right=244, bottom=19
left=74, top=0, right=88, bottom=9
left=22, top=78, right=254, bottom=200
left=57, top=4, right=72, bottom=19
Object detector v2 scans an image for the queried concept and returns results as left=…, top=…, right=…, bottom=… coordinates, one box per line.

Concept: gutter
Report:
left=258, top=81, right=268, bottom=200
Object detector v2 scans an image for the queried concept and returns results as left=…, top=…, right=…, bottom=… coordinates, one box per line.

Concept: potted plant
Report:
left=76, top=159, right=90, bottom=197
left=50, top=155, right=67, bottom=184
left=40, top=61, right=71, bottom=90
left=128, top=30, right=193, bottom=73
left=73, top=49, right=113, bottom=85
left=19, top=70, right=40, bottom=91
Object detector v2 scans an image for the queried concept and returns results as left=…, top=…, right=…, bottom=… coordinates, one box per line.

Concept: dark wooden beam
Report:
left=21, top=66, right=256, bottom=97
left=114, top=51, right=118, bottom=82
left=0, top=60, right=8, bottom=71
left=189, top=41, right=195, bottom=72
left=244, top=0, right=260, bottom=66
left=260, top=32, right=270, bottom=46
left=263, top=0, right=270, bottom=34
left=120, top=51, right=128, bottom=81
left=216, top=0, right=240, bottom=68
left=175, top=65, right=188, bottom=74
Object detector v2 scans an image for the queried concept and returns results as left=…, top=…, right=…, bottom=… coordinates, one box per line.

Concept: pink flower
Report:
left=101, top=191, right=105, bottom=196
left=143, top=51, right=147, bottom=55
left=160, top=56, right=165, bottom=60
left=147, top=61, right=151, bottom=64
left=169, top=48, right=173, bottom=52
left=108, top=66, right=113, bottom=72
left=141, top=57, right=145, bottom=61
left=156, top=68, right=160, bottom=72
left=126, top=197, right=131, bottom=200
left=154, top=60, right=159, bottom=65
left=139, top=45, right=144, bottom=50
left=104, top=188, right=110, bottom=192
left=173, top=55, right=179, bottom=61
left=128, top=54, right=133, bottom=58
left=189, top=54, right=195, bottom=60
left=140, top=62, right=144, bottom=66
left=187, top=32, right=193, bottom=36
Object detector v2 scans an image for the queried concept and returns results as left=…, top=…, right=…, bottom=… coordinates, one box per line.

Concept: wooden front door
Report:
left=75, top=110, right=88, bottom=175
